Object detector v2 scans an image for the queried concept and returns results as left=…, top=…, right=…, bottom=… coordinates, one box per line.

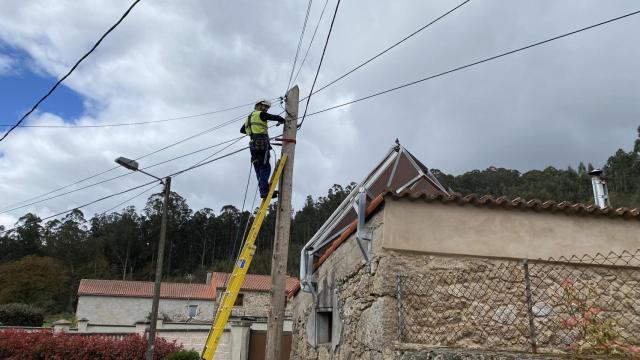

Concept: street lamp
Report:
left=115, top=156, right=171, bottom=360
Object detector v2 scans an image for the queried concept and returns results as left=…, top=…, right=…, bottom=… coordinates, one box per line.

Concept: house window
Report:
left=234, top=293, right=244, bottom=306
left=316, top=310, right=332, bottom=344
left=187, top=304, right=198, bottom=318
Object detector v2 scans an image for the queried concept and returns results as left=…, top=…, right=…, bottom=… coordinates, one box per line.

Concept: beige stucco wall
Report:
left=382, top=198, right=640, bottom=259
left=76, top=296, right=215, bottom=325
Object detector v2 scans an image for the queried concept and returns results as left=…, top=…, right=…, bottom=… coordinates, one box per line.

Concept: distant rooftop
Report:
left=79, top=273, right=299, bottom=300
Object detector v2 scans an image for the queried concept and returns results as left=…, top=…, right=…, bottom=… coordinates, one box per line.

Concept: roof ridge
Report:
left=386, top=192, right=640, bottom=219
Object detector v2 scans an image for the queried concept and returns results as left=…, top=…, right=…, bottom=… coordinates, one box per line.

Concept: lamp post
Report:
left=115, top=157, right=171, bottom=360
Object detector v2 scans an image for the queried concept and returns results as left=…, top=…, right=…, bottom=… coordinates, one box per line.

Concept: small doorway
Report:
left=248, top=330, right=292, bottom=360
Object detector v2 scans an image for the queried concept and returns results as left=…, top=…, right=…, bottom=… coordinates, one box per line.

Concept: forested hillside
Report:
left=1, top=127, right=639, bottom=314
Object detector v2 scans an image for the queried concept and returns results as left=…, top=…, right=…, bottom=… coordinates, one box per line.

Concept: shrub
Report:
left=0, top=329, right=182, bottom=359
left=0, top=303, right=44, bottom=327
left=559, top=278, right=635, bottom=357
left=0, top=256, right=70, bottom=313
left=166, top=350, right=200, bottom=360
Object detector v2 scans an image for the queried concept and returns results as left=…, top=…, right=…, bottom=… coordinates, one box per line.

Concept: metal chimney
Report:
left=205, top=272, right=212, bottom=285
left=589, top=169, right=610, bottom=209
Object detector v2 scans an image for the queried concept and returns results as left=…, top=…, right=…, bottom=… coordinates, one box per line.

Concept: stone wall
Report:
left=290, top=205, right=640, bottom=360
left=76, top=295, right=215, bottom=325
left=291, top=210, right=389, bottom=359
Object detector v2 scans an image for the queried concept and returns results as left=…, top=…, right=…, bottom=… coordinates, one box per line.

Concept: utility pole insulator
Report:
left=266, top=85, right=299, bottom=360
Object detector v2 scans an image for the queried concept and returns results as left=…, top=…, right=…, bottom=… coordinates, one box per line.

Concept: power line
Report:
left=286, top=0, right=314, bottom=93
left=304, top=9, right=640, bottom=118
left=0, top=0, right=142, bottom=142
left=2, top=113, right=248, bottom=210
left=99, top=183, right=160, bottom=215
left=0, top=135, right=246, bottom=214
left=2, top=142, right=252, bottom=233
left=8, top=4, right=631, bottom=212
left=297, top=0, right=342, bottom=129
left=306, top=0, right=472, bottom=100
left=0, top=101, right=255, bottom=128
left=290, top=0, right=330, bottom=86
left=2, top=179, right=158, bottom=233
left=170, top=132, right=283, bottom=177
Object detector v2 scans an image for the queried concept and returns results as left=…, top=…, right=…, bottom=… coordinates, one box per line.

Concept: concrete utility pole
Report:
left=147, top=176, right=171, bottom=360
left=266, top=85, right=299, bottom=360
left=113, top=156, right=170, bottom=360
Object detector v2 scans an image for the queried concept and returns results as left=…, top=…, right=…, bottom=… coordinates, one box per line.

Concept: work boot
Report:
left=261, top=191, right=278, bottom=199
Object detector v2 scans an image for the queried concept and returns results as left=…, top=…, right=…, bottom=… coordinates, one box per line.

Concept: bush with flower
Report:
left=559, top=278, right=639, bottom=358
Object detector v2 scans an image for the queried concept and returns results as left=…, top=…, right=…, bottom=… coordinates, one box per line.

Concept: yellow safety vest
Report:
left=245, top=111, right=268, bottom=136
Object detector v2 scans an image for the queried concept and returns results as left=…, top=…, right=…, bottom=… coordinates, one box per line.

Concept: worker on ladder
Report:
left=241, top=99, right=285, bottom=198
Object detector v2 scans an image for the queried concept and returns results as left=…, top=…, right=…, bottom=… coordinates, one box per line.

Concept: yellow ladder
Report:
left=201, top=154, right=287, bottom=360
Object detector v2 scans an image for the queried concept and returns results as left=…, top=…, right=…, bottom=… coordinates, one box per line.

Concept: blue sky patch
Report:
left=0, top=47, right=85, bottom=129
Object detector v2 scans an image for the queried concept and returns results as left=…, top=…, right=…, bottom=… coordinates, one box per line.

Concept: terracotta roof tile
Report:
left=388, top=192, right=640, bottom=219
left=209, top=272, right=299, bottom=297
left=77, top=279, right=215, bottom=300
left=79, top=273, right=300, bottom=300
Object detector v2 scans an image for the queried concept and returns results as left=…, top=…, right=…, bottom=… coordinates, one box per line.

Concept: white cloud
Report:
left=0, top=53, right=15, bottom=74
left=1, top=0, right=640, bottom=228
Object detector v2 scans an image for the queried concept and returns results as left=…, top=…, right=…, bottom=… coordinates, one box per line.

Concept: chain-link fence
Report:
left=397, top=250, right=640, bottom=357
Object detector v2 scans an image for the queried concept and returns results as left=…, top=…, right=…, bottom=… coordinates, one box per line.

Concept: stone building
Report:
left=289, top=142, right=640, bottom=359
left=76, top=272, right=298, bottom=359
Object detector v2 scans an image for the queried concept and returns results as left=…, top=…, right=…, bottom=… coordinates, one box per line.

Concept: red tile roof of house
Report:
left=209, top=272, right=299, bottom=297
left=78, top=279, right=215, bottom=300
left=79, top=273, right=300, bottom=300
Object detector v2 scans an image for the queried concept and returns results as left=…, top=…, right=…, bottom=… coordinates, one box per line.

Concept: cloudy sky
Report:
left=1, top=0, right=639, bottom=229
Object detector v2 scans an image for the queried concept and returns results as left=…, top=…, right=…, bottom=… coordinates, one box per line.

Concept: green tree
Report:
left=0, top=256, right=70, bottom=312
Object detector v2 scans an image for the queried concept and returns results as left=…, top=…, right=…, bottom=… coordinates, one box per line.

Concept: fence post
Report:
left=396, top=274, right=403, bottom=342
left=522, top=259, right=538, bottom=353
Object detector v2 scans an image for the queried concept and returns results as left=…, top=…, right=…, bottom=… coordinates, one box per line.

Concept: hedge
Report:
left=0, top=303, right=44, bottom=327
left=166, top=350, right=200, bottom=360
left=0, top=329, right=183, bottom=359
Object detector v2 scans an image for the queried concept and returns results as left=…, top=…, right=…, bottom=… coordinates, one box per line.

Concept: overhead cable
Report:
left=99, top=183, right=161, bottom=215
left=305, top=0, right=472, bottom=101
left=297, top=0, right=342, bottom=129
left=304, top=9, right=640, bottom=118
left=291, top=0, right=330, bottom=86
left=1, top=179, right=157, bottom=233
left=0, top=101, right=255, bottom=128
left=2, top=113, right=248, bottom=210
left=0, top=0, right=142, bottom=142
left=286, top=0, right=314, bottom=93
left=0, top=135, right=246, bottom=214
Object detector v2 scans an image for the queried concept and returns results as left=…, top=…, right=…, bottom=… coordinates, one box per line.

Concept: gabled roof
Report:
left=78, top=279, right=215, bottom=301
left=79, top=273, right=300, bottom=300
left=298, top=141, right=450, bottom=293
left=209, top=272, right=299, bottom=297
left=302, top=141, right=449, bottom=256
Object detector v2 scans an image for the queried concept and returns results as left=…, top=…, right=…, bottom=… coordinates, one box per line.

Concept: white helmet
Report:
left=256, top=99, right=271, bottom=108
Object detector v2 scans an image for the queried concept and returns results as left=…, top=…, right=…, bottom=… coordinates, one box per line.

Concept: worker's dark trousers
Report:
left=250, top=141, right=271, bottom=198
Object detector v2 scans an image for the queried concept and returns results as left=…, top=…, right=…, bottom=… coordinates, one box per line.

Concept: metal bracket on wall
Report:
left=352, top=186, right=372, bottom=263
left=302, top=249, right=319, bottom=295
